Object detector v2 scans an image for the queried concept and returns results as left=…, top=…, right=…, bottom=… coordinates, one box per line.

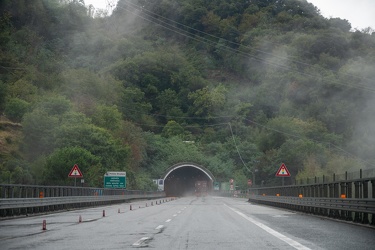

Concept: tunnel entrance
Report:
left=162, top=163, right=214, bottom=197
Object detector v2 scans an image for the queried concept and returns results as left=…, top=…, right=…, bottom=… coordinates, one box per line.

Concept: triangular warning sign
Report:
left=276, top=163, right=291, bottom=177
left=68, top=164, right=83, bottom=178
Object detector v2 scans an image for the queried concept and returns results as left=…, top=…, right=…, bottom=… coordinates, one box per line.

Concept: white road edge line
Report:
left=132, top=237, right=151, bottom=247
left=224, top=204, right=311, bottom=250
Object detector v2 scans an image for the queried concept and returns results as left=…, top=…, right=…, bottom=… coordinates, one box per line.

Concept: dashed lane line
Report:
left=132, top=236, right=151, bottom=247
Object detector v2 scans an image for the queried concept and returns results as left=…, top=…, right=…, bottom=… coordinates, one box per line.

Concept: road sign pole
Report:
left=74, top=177, right=76, bottom=187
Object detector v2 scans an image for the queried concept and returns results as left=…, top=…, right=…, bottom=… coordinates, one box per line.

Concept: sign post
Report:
left=68, top=164, right=83, bottom=186
left=275, top=163, right=291, bottom=186
left=213, top=182, right=220, bottom=191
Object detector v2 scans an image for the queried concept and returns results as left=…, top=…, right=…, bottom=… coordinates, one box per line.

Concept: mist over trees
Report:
left=0, top=0, right=374, bottom=189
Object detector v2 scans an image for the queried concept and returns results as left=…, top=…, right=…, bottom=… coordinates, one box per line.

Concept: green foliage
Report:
left=54, top=123, right=130, bottom=170
left=60, top=69, right=124, bottom=112
left=7, top=79, right=38, bottom=102
left=188, top=84, right=227, bottom=118
left=4, top=98, right=30, bottom=122
left=120, top=87, right=152, bottom=123
left=44, top=146, right=100, bottom=185
left=91, top=104, right=122, bottom=131
left=1, top=159, right=33, bottom=184
left=22, top=108, right=61, bottom=159
left=277, top=139, right=326, bottom=175
left=162, top=121, right=185, bottom=138
left=133, top=171, right=158, bottom=191
left=22, top=95, right=74, bottom=158
left=0, top=81, right=7, bottom=111
left=1, top=0, right=375, bottom=189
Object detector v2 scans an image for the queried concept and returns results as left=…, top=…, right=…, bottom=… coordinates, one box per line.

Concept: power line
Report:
left=116, top=1, right=375, bottom=92
left=228, top=122, right=249, bottom=170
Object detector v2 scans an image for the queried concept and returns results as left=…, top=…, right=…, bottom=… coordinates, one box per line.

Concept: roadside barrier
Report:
left=0, top=185, right=165, bottom=217
left=246, top=175, right=375, bottom=226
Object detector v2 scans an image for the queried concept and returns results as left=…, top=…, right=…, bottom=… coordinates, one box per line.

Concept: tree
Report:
left=22, top=96, right=74, bottom=158
left=162, top=120, right=185, bottom=138
left=91, top=104, right=122, bottom=131
left=54, top=123, right=130, bottom=170
left=44, top=146, right=100, bottom=185
left=120, top=86, right=152, bottom=122
left=4, top=98, right=30, bottom=122
left=188, top=84, right=227, bottom=118
left=22, top=109, right=60, bottom=159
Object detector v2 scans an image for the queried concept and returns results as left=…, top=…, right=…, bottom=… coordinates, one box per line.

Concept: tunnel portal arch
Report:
left=162, top=162, right=216, bottom=197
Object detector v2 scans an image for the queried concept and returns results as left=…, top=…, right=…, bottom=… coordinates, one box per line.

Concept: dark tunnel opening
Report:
left=164, top=166, right=212, bottom=197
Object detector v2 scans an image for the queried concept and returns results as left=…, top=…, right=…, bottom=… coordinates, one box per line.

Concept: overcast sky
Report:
left=307, top=0, right=375, bottom=30
left=84, top=0, right=375, bottom=30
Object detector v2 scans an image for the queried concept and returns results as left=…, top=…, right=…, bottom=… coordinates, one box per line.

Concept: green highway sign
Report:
left=104, top=172, right=126, bottom=188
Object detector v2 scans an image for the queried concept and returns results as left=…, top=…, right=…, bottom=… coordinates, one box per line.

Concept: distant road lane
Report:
left=1, top=196, right=374, bottom=249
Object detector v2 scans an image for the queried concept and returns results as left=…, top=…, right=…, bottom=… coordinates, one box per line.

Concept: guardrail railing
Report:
left=0, top=184, right=165, bottom=217
left=0, top=184, right=153, bottom=199
left=246, top=176, right=375, bottom=226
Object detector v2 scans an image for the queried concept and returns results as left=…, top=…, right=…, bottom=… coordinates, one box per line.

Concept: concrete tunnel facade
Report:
left=161, top=162, right=215, bottom=197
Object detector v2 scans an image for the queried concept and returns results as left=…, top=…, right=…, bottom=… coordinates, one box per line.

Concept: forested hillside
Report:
left=1, top=0, right=374, bottom=189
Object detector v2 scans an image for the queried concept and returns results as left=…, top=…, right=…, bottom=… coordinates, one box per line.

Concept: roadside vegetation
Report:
left=1, top=0, right=374, bottom=190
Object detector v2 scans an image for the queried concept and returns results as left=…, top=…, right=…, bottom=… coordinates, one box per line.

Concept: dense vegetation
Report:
left=1, top=0, right=374, bottom=190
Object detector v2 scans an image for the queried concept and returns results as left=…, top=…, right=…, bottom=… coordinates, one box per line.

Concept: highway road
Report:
left=0, top=196, right=374, bottom=249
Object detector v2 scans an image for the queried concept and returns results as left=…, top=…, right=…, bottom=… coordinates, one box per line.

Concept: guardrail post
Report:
left=339, top=182, right=347, bottom=220
left=371, top=180, right=375, bottom=225
left=10, top=186, right=14, bottom=198
left=346, top=182, right=353, bottom=221
left=318, top=184, right=323, bottom=215
left=354, top=182, right=361, bottom=222
left=362, top=181, right=369, bottom=224
left=333, top=182, right=340, bottom=218
left=328, top=183, right=335, bottom=217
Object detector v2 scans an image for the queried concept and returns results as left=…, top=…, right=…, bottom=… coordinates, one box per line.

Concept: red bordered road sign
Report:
left=275, top=163, right=291, bottom=177
left=247, top=179, right=252, bottom=186
left=68, top=164, right=83, bottom=178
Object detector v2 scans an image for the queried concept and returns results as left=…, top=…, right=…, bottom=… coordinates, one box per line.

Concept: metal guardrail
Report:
left=246, top=176, right=375, bottom=225
left=0, top=184, right=154, bottom=199
left=248, top=195, right=375, bottom=214
left=0, top=193, right=164, bottom=210
left=218, top=174, right=375, bottom=225
left=296, top=168, right=375, bottom=185
left=0, top=184, right=166, bottom=217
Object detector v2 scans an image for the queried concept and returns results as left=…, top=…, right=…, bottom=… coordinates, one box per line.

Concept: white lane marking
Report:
left=178, top=211, right=182, bottom=214
left=165, top=219, right=172, bottom=223
left=155, top=225, right=164, bottom=230
left=132, top=237, right=151, bottom=247
left=173, top=214, right=177, bottom=217
left=225, top=204, right=311, bottom=250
